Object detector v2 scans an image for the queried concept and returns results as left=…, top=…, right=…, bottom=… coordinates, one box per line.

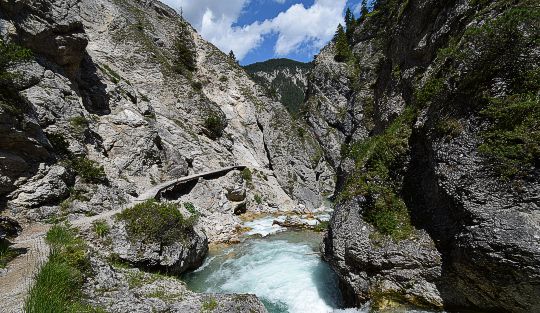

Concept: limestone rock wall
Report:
left=308, top=0, right=540, bottom=312
left=0, top=0, right=334, bottom=227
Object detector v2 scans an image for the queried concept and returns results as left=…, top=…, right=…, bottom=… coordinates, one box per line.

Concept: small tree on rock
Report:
left=229, top=50, right=238, bottom=64
left=360, top=0, right=369, bottom=20
left=345, top=7, right=356, bottom=42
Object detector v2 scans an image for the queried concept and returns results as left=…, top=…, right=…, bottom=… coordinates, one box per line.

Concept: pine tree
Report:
left=229, top=50, right=238, bottom=64
left=345, top=7, right=356, bottom=42
left=334, top=24, right=351, bottom=63
left=360, top=0, right=369, bottom=19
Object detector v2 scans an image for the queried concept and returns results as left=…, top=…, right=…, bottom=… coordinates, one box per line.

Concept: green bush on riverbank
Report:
left=116, top=199, right=197, bottom=245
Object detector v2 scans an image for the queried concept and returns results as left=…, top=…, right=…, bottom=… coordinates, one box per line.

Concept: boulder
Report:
left=11, top=164, right=73, bottom=207
left=110, top=220, right=208, bottom=275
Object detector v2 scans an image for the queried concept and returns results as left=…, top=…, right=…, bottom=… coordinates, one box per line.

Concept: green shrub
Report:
left=203, top=114, right=226, bottom=139
left=479, top=93, right=539, bottom=178
left=0, top=38, right=32, bottom=81
left=340, top=108, right=416, bottom=240
left=25, top=224, right=103, bottom=313
left=241, top=168, right=253, bottom=182
left=70, top=157, right=106, bottom=184
left=414, top=78, right=444, bottom=108
left=116, top=199, right=197, bottom=245
left=69, top=116, right=90, bottom=134
left=436, top=6, right=538, bottom=102
left=254, top=194, right=263, bottom=205
left=184, top=202, right=197, bottom=215
left=92, top=220, right=110, bottom=238
left=47, top=132, right=71, bottom=156
left=435, top=118, right=464, bottom=139
left=364, top=189, right=413, bottom=240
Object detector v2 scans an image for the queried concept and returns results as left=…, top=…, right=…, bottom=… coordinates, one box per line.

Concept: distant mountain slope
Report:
left=244, top=59, right=312, bottom=117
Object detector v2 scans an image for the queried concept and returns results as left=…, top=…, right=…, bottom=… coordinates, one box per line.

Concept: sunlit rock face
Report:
left=1, top=0, right=334, bottom=225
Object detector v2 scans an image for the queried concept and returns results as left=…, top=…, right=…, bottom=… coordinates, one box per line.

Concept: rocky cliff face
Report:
left=244, top=58, right=312, bottom=116
left=0, top=0, right=334, bottom=227
left=307, top=0, right=539, bottom=312
left=0, top=0, right=334, bottom=311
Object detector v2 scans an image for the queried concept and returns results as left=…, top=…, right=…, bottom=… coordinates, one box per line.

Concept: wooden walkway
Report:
left=136, top=165, right=247, bottom=201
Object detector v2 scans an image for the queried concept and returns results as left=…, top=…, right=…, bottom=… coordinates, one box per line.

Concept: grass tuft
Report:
left=25, top=224, right=105, bottom=313
left=92, top=219, right=110, bottom=238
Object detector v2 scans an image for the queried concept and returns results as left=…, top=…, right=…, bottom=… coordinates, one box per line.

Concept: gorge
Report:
left=0, top=0, right=538, bottom=313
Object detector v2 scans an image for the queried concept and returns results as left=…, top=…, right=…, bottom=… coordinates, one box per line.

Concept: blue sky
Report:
left=160, top=0, right=366, bottom=65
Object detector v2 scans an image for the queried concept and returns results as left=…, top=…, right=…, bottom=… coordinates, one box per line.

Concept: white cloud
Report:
left=160, top=0, right=248, bottom=29
left=159, top=0, right=346, bottom=61
left=269, top=0, right=345, bottom=56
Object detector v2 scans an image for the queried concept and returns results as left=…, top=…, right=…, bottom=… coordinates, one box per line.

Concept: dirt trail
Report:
left=0, top=224, right=49, bottom=313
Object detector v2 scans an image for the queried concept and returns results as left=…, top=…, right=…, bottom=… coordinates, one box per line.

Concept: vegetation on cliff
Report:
left=426, top=2, right=539, bottom=178
left=341, top=108, right=416, bottom=240
left=337, top=0, right=539, bottom=241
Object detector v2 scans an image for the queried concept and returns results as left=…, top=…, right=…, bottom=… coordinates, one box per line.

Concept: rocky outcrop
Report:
left=0, top=0, right=88, bottom=77
left=315, top=0, right=540, bottom=312
left=324, top=200, right=443, bottom=309
left=110, top=220, right=207, bottom=275
left=0, top=217, right=21, bottom=240
left=0, top=0, right=332, bottom=310
left=9, top=165, right=73, bottom=208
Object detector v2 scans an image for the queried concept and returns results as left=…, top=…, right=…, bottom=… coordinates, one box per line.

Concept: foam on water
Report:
left=243, top=216, right=286, bottom=237
left=184, top=232, right=344, bottom=313
left=184, top=218, right=441, bottom=313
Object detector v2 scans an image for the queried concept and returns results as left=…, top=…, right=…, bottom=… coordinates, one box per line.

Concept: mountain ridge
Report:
left=243, top=58, right=312, bottom=117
